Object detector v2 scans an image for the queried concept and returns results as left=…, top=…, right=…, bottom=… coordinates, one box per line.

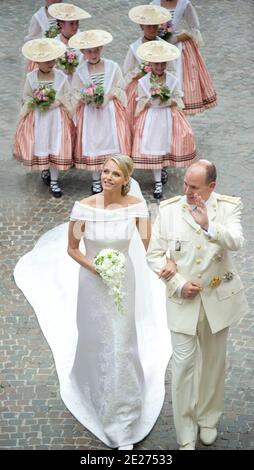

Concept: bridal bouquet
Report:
left=93, top=249, right=126, bottom=314
left=138, top=61, right=152, bottom=77
left=81, top=83, right=104, bottom=106
left=150, top=76, right=171, bottom=103
left=44, top=24, right=61, bottom=38
left=28, top=85, right=56, bottom=112
left=57, top=50, right=79, bottom=71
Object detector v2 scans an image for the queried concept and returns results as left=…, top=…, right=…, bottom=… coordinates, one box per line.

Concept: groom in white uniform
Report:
left=146, top=160, right=248, bottom=449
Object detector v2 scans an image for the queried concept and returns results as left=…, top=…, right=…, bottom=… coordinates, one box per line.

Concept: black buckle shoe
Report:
left=50, top=180, right=62, bottom=198
left=161, top=168, right=168, bottom=185
left=91, top=180, right=102, bottom=194
left=41, top=170, right=50, bottom=186
left=153, top=181, right=163, bottom=199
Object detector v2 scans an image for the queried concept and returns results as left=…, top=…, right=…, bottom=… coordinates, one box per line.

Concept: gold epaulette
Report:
left=217, top=194, right=241, bottom=204
left=160, top=195, right=181, bottom=207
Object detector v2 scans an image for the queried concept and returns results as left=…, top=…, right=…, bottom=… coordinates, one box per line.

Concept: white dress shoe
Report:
left=179, top=442, right=195, bottom=450
left=118, top=445, right=133, bottom=450
left=200, top=427, right=217, bottom=445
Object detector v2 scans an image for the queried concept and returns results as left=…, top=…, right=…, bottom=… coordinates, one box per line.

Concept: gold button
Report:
left=195, top=259, right=201, bottom=264
left=196, top=228, right=201, bottom=234
left=197, top=273, right=202, bottom=278
left=196, top=245, right=202, bottom=250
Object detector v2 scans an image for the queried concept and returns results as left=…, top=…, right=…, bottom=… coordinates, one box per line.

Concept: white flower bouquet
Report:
left=93, top=249, right=126, bottom=313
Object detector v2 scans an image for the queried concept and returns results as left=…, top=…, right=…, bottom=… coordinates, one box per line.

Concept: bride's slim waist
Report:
left=85, top=250, right=130, bottom=261
left=84, top=242, right=130, bottom=260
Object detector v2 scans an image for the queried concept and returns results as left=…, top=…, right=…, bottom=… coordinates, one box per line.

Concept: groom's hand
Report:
left=159, top=259, right=176, bottom=282
left=181, top=281, right=201, bottom=299
left=188, top=193, right=209, bottom=230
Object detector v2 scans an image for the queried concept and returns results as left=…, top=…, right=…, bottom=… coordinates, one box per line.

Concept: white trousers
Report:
left=170, top=304, right=229, bottom=446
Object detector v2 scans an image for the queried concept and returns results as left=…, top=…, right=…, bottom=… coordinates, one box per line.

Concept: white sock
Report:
left=118, top=445, right=133, bottom=450
left=92, top=171, right=100, bottom=181
left=152, top=169, right=162, bottom=183
left=50, top=168, right=59, bottom=181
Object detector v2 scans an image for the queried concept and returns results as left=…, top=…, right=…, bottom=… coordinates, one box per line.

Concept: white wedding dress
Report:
left=14, top=179, right=171, bottom=448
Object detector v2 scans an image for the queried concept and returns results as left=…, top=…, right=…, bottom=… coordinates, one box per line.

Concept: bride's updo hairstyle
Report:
left=104, top=154, right=134, bottom=196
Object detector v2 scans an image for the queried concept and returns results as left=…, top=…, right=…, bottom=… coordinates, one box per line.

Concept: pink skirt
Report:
left=74, top=99, right=131, bottom=171
left=13, top=109, right=75, bottom=171
left=132, top=107, right=196, bottom=169
left=182, top=39, right=217, bottom=115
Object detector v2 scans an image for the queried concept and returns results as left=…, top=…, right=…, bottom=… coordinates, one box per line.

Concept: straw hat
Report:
left=136, top=41, right=180, bottom=63
left=128, top=4, right=171, bottom=25
left=48, top=3, right=91, bottom=21
left=69, top=30, right=113, bottom=49
left=22, top=38, right=66, bottom=62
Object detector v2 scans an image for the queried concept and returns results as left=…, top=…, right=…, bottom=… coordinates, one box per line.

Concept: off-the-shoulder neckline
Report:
left=75, top=200, right=145, bottom=212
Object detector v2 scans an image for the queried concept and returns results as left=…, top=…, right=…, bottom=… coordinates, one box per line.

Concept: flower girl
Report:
left=123, top=4, right=172, bottom=140
left=150, top=0, right=217, bottom=114
left=132, top=41, right=196, bottom=199
left=14, top=38, right=74, bottom=198
left=24, top=0, right=64, bottom=72
left=70, top=30, right=131, bottom=194
left=49, top=2, right=91, bottom=82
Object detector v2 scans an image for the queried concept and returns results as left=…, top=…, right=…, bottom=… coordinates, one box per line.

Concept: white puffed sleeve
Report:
left=20, top=78, right=33, bottom=116
left=182, top=3, right=204, bottom=47
left=70, top=71, right=84, bottom=112
left=25, top=15, right=43, bottom=42
left=56, top=77, right=73, bottom=116
left=123, top=47, right=138, bottom=76
left=135, top=82, right=150, bottom=116
left=109, top=65, right=127, bottom=107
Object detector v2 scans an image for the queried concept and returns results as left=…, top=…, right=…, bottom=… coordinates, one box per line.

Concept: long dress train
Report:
left=14, top=179, right=171, bottom=448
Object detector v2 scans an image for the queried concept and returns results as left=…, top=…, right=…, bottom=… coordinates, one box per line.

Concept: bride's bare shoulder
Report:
left=79, top=195, right=97, bottom=207
left=124, top=196, right=143, bottom=206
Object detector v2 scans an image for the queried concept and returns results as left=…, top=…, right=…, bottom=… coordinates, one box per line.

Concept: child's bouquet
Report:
left=158, top=20, right=174, bottom=41
left=44, top=24, right=61, bottom=38
left=93, top=249, right=126, bottom=314
left=28, top=85, right=56, bottom=112
left=57, top=50, right=79, bottom=71
left=81, top=83, right=104, bottom=107
left=138, top=61, right=152, bottom=77
left=150, top=76, right=171, bottom=103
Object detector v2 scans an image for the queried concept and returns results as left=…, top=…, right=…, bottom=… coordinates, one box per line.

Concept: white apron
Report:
left=139, top=72, right=178, bottom=155
left=27, top=69, right=66, bottom=157
left=77, top=60, right=120, bottom=157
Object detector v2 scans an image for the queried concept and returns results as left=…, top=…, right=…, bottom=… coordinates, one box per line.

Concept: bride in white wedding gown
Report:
left=14, top=155, right=172, bottom=450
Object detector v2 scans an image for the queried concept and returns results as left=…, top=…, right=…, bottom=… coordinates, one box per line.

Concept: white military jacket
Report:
left=146, top=192, right=248, bottom=335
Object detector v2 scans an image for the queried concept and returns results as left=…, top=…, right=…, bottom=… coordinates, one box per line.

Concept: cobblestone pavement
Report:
left=0, top=0, right=254, bottom=450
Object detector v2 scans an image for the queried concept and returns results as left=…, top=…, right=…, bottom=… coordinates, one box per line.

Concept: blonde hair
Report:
left=103, top=154, right=134, bottom=195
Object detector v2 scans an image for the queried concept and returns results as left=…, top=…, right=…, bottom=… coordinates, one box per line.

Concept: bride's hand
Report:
left=89, top=264, right=99, bottom=275
left=158, top=258, right=177, bottom=281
